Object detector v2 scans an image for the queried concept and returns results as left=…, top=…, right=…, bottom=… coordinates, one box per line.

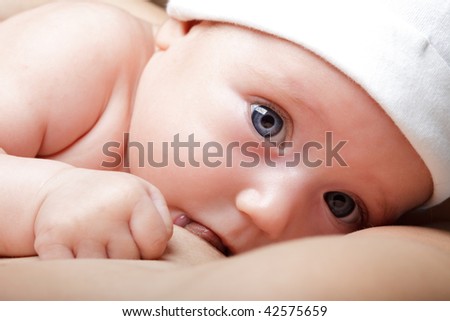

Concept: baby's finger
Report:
left=36, top=243, right=74, bottom=260
left=107, top=232, right=140, bottom=259
left=75, top=240, right=108, bottom=258
left=130, top=195, right=172, bottom=259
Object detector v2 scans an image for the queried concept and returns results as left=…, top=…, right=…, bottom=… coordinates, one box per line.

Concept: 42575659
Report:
left=262, top=305, right=327, bottom=317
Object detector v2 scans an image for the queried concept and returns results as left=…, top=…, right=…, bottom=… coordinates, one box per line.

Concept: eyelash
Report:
left=353, top=197, right=370, bottom=230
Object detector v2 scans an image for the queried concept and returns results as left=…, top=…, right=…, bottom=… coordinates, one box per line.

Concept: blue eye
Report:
left=324, top=191, right=357, bottom=219
left=251, top=104, right=284, bottom=140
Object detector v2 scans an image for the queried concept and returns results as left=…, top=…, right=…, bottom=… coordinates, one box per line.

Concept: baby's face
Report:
left=129, top=21, right=432, bottom=255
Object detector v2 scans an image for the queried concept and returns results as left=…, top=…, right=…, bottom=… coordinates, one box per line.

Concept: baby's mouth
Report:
left=173, top=214, right=230, bottom=256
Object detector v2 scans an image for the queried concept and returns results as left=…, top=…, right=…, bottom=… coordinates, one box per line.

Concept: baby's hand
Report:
left=33, top=168, right=172, bottom=260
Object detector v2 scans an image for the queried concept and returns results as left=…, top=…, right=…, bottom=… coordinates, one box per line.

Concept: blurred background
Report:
left=150, top=0, right=168, bottom=7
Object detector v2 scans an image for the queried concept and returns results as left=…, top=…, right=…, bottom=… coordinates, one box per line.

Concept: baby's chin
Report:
left=160, top=225, right=226, bottom=266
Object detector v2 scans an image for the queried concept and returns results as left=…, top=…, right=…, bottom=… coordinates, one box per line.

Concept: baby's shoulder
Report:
left=2, top=1, right=155, bottom=58
left=0, top=1, right=155, bottom=160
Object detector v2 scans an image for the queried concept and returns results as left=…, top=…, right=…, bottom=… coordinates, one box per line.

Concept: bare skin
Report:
left=0, top=0, right=448, bottom=300
left=1, top=224, right=449, bottom=300
left=0, top=2, right=175, bottom=259
left=0, top=0, right=168, bottom=24
left=0, top=1, right=435, bottom=259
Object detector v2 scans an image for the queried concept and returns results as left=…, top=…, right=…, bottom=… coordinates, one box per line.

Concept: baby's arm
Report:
left=0, top=152, right=172, bottom=259
left=0, top=2, right=170, bottom=259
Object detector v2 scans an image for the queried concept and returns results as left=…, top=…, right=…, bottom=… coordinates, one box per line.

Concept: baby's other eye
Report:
left=323, top=191, right=362, bottom=224
left=250, top=104, right=286, bottom=143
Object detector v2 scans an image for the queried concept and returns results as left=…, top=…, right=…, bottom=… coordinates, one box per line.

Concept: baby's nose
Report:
left=235, top=175, right=301, bottom=239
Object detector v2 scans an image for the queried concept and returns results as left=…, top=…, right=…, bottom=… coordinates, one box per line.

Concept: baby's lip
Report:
left=173, top=214, right=230, bottom=256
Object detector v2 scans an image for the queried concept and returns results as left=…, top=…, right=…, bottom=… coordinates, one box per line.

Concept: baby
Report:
left=0, top=0, right=448, bottom=259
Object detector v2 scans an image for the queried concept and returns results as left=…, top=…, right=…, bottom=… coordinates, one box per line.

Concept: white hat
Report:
left=167, top=0, right=450, bottom=207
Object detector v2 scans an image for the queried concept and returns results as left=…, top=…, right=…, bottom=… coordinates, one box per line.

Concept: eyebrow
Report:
left=242, top=61, right=327, bottom=123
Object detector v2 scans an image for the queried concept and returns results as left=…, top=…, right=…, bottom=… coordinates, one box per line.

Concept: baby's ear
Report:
left=155, top=18, right=198, bottom=51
